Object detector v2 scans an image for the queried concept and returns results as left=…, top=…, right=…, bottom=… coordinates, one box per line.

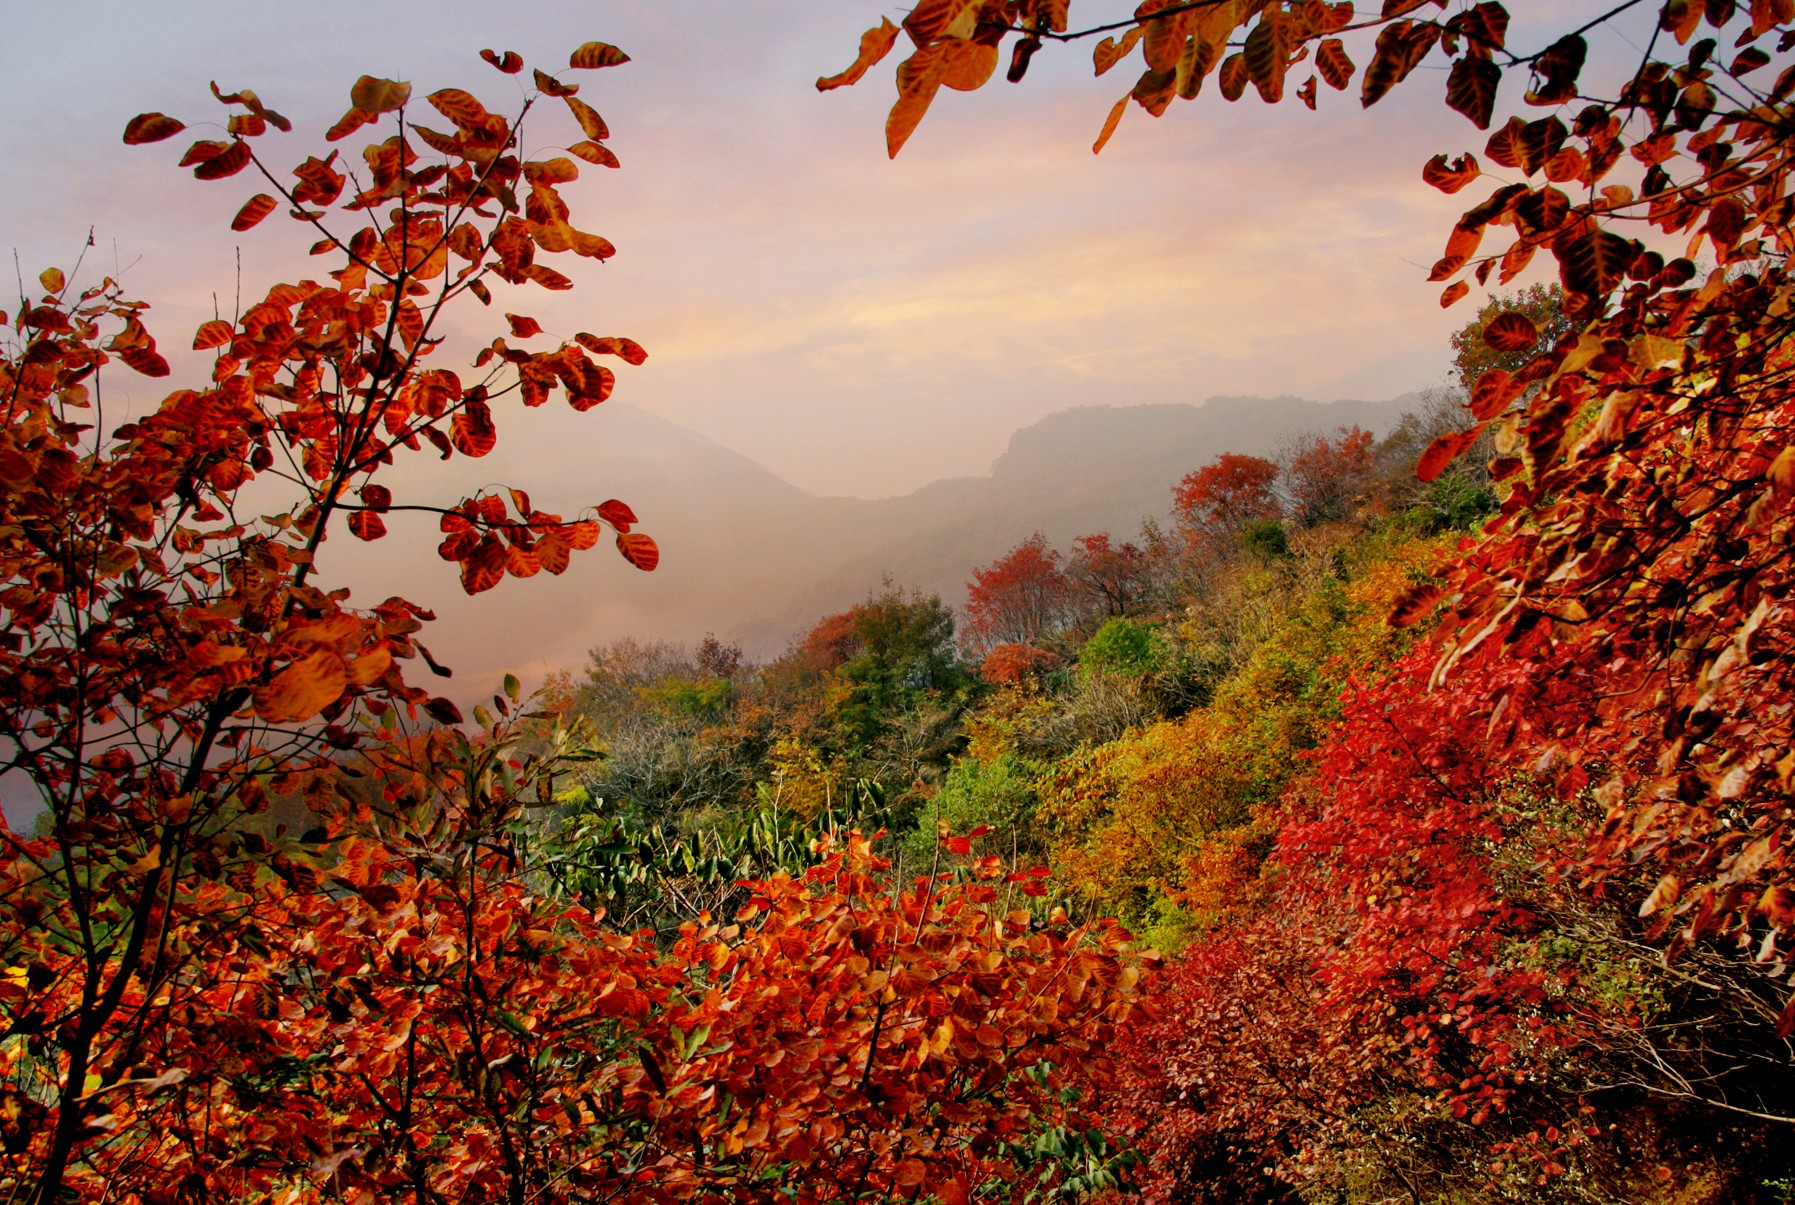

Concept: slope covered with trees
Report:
left=10, top=0, right=1795, bottom=1200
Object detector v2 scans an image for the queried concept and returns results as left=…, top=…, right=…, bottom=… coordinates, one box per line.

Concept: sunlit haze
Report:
left=1, top=1, right=1605, bottom=680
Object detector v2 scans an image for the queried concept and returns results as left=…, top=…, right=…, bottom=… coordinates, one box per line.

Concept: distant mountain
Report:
left=328, top=394, right=1418, bottom=696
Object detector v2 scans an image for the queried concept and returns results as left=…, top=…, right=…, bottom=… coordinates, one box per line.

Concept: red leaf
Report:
left=574, top=333, right=648, bottom=365
left=123, top=113, right=186, bottom=145
left=348, top=510, right=387, bottom=541
left=480, top=48, right=524, bottom=74
left=117, top=346, right=171, bottom=378
left=597, top=499, right=636, bottom=531
left=231, top=193, right=278, bottom=232
left=506, top=313, right=543, bottom=339
left=1482, top=311, right=1538, bottom=352
left=460, top=534, right=507, bottom=593
left=1388, top=582, right=1443, bottom=627
left=616, top=532, right=658, bottom=571
left=192, top=140, right=252, bottom=181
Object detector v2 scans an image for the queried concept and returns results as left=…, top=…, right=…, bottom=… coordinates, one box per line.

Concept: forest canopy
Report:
left=6, top=1, right=1795, bottom=1202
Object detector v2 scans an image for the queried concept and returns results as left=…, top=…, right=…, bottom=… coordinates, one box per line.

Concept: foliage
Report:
left=1171, top=451, right=1280, bottom=549
left=1449, top=282, right=1578, bottom=390
left=0, top=47, right=1166, bottom=1205
left=902, top=750, right=1049, bottom=869
left=964, top=533, right=1077, bottom=654
left=0, top=49, right=662, bottom=1202
left=1076, top=617, right=1164, bottom=679
left=1064, top=532, right=1152, bottom=619
left=1282, top=424, right=1376, bottom=526
left=817, top=1, right=1795, bottom=1193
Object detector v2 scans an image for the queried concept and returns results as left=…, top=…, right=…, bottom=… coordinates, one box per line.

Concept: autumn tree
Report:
left=1280, top=424, right=1377, bottom=527
left=1064, top=531, right=1153, bottom=618
left=1170, top=451, right=1281, bottom=549
left=0, top=45, right=667, bottom=1202
left=1448, top=282, right=1577, bottom=390
left=0, top=45, right=1164, bottom=1204
left=963, top=532, right=1077, bottom=652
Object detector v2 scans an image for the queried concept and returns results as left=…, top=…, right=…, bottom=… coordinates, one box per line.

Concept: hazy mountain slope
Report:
left=752, top=395, right=1412, bottom=644
left=330, top=395, right=1417, bottom=694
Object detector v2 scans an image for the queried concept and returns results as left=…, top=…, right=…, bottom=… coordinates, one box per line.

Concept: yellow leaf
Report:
left=253, top=650, right=349, bottom=723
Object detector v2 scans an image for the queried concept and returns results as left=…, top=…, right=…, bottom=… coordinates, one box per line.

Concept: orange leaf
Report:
left=1422, top=152, right=1480, bottom=194
left=818, top=18, right=901, bottom=91
left=940, top=39, right=999, bottom=91
left=567, top=520, right=601, bottom=551
left=888, top=45, right=948, bottom=158
left=428, top=88, right=496, bottom=132
left=480, top=49, right=524, bottom=74
left=1440, top=280, right=1470, bottom=307
left=569, top=42, right=630, bottom=70
left=192, top=320, right=234, bottom=351
left=1093, top=93, right=1129, bottom=154
left=123, top=113, right=186, bottom=145
left=1469, top=368, right=1523, bottom=419
left=1388, top=582, right=1443, bottom=627
left=506, top=313, right=543, bottom=339
left=568, top=140, right=621, bottom=168
left=347, top=647, right=392, bottom=686
left=231, top=194, right=278, bottom=232
left=253, top=651, right=349, bottom=723
left=533, top=68, right=578, bottom=97
left=616, top=532, right=658, bottom=571
left=564, top=96, right=609, bottom=140
left=524, top=157, right=580, bottom=185
left=574, top=334, right=648, bottom=365
left=537, top=534, right=571, bottom=575
left=451, top=396, right=497, bottom=457
left=1417, top=427, right=1482, bottom=482
left=527, top=264, right=575, bottom=290
left=350, top=76, right=412, bottom=114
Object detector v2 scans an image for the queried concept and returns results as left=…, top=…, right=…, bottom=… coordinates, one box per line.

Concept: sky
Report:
left=0, top=0, right=1595, bottom=501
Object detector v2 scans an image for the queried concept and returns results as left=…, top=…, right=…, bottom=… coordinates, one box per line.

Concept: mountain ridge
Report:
left=331, top=393, right=1422, bottom=692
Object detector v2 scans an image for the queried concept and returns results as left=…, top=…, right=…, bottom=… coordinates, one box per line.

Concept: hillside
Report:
left=323, top=393, right=1416, bottom=688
